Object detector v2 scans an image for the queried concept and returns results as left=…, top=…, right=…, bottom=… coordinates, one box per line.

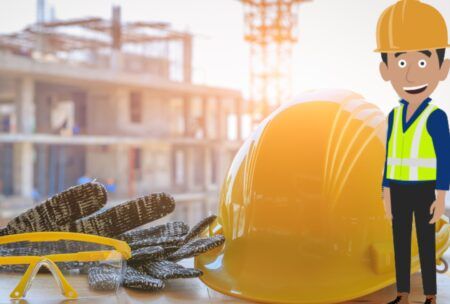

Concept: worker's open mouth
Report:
left=403, top=84, right=428, bottom=94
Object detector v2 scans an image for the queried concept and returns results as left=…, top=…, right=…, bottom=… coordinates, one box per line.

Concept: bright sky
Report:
left=2, top=0, right=450, bottom=115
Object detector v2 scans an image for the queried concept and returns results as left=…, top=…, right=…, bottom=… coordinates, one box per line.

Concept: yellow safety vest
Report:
left=386, top=103, right=438, bottom=181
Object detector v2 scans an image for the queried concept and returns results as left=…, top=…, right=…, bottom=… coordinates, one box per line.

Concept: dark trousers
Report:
left=390, top=180, right=437, bottom=295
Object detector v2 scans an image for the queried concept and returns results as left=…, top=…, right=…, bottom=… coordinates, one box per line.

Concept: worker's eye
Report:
left=398, top=59, right=407, bottom=68
left=418, top=59, right=427, bottom=68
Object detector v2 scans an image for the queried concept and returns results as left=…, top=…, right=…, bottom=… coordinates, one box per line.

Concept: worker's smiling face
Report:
left=379, top=50, right=450, bottom=104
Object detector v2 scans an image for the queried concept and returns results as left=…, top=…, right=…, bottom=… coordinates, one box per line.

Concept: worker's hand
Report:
left=429, top=198, right=445, bottom=224
left=382, top=187, right=392, bottom=220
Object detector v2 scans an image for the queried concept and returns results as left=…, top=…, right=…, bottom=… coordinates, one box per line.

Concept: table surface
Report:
left=0, top=252, right=449, bottom=304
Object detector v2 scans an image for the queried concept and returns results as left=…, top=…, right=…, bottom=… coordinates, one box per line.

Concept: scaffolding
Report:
left=0, top=6, right=192, bottom=82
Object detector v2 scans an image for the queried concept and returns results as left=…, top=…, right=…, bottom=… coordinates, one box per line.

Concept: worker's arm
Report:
left=382, top=110, right=394, bottom=189
left=427, top=109, right=450, bottom=224
left=382, top=110, right=394, bottom=220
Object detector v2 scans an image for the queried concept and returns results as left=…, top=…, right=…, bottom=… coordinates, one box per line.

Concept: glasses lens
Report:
left=0, top=238, right=125, bottom=302
left=0, top=244, right=28, bottom=302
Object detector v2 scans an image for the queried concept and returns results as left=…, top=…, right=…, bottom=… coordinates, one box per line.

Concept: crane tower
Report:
left=240, top=0, right=310, bottom=122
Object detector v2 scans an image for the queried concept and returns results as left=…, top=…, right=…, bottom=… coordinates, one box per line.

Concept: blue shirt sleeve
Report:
left=427, top=109, right=450, bottom=191
left=382, top=109, right=394, bottom=188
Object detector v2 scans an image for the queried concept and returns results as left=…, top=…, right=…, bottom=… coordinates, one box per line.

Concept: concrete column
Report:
left=183, top=95, right=192, bottom=137
left=14, top=77, right=35, bottom=198
left=216, top=146, right=228, bottom=191
left=16, top=77, right=35, bottom=134
left=115, top=144, right=129, bottom=197
left=201, top=97, right=208, bottom=139
left=185, top=146, right=195, bottom=190
left=216, top=97, right=226, bottom=140
left=183, top=34, right=193, bottom=83
left=203, top=147, right=212, bottom=191
left=110, top=50, right=124, bottom=71
left=13, top=142, right=33, bottom=197
left=114, top=88, right=129, bottom=130
left=236, top=98, right=242, bottom=141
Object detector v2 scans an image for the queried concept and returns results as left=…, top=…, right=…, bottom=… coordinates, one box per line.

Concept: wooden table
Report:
left=1, top=252, right=449, bottom=304
left=125, top=253, right=450, bottom=304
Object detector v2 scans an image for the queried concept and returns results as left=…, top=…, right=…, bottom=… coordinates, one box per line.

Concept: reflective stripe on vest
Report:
left=386, top=103, right=437, bottom=181
left=386, top=157, right=436, bottom=167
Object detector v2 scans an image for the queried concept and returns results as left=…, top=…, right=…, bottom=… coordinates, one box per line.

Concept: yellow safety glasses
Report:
left=0, top=232, right=131, bottom=302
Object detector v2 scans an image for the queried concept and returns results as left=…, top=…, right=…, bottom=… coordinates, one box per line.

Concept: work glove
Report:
left=88, top=214, right=223, bottom=291
left=1, top=182, right=175, bottom=237
left=0, top=182, right=225, bottom=292
left=0, top=182, right=107, bottom=236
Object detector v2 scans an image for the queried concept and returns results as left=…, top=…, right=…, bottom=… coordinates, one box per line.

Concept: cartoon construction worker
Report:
left=376, top=1, right=450, bottom=304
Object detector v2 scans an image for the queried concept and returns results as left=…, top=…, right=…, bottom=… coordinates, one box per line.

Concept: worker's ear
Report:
left=379, top=61, right=390, bottom=81
left=439, top=58, right=450, bottom=81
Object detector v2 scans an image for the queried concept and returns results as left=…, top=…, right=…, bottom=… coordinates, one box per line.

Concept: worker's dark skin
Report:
left=379, top=50, right=449, bottom=224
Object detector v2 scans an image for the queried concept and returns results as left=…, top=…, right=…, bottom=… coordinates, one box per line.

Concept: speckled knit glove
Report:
left=127, top=215, right=218, bottom=250
left=115, top=215, right=224, bottom=291
left=128, top=246, right=166, bottom=263
left=122, top=265, right=165, bottom=291
left=0, top=182, right=107, bottom=235
left=182, top=215, right=217, bottom=243
left=128, top=235, right=185, bottom=250
left=88, top=215, right=225, bottom=291
left=88, top=264, right=122, bottom=291
left=118, top=221, right=189, bottom=243
left=139, top=260, right=202, bottom=280
left=61, top=192, right=175, bottom=237
left=0, top=184, right=176, bottom=277
left=0, top=182, right=225, bottom=293
left=166, top=235, right=225, bottom=262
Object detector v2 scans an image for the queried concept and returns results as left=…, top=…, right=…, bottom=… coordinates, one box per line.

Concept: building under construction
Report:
left=0, top=6, right=245, bottom=225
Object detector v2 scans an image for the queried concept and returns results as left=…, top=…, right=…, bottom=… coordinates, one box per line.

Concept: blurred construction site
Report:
left=0, top=0, right=318, bottom=229
left=0, top=1, right=249, bottom=227
left=1, top=0, right=449, bottom=230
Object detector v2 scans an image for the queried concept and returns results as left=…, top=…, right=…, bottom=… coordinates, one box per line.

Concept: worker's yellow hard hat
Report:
left=375, top=0, right=450, bottom=52
left=194, top=89, right=450, bottom=304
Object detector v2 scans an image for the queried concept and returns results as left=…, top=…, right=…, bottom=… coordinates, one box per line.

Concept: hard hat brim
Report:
left=374, top=44, right=450, bottom=53
left=195, top=218, right=450, bottom=304
left=195, top=243, right=413, bottom=304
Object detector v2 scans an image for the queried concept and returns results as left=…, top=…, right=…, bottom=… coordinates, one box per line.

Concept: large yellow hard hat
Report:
left=195, top=89, right=450, bottom=304
left=375, top=0, right=450, bottom=52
